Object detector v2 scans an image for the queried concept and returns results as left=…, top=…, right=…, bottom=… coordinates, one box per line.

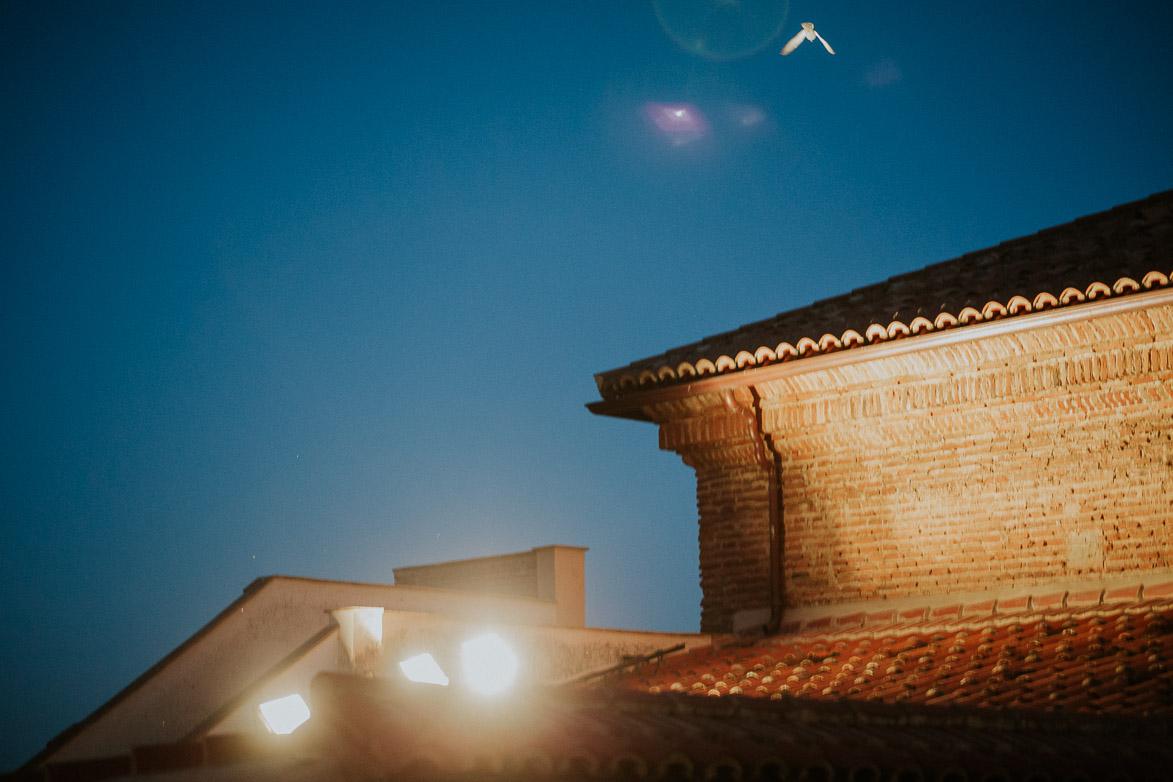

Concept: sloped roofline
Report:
left=589, top=284, right=1173, bottom=420
left=589, top=189, right=1173, bottom=418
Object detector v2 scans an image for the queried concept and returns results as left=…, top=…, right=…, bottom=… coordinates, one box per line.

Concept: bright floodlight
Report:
left=258, top=693, right=310, bottom=735
left=461, top=633, right=518, bottom=695
left=399, top=652, right=450, bottom=686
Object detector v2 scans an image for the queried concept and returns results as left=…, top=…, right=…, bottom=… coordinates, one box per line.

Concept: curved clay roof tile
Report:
left=957, top=307, right=983, bottom=325
left=1142, top=270, right=1169, bottom=288
left=796, top=336, right=820, bottom=356
left=755, top=345, right=777, bottom=364
left=865, top=323, right=888, bottom=343
left=1033, top=291, right=1059, bottom=310
left=887, top=320, right=911, bottom=339
left=657, top=365, right=677, bottom=381
left=563, top=751, right=601, bottom=776
left=705, top=758, right=743, bottom=779
left=1113, top=276, right=1140, bottom=294
left=608, top=752, right=648, bottom=777
left=1006, top=295, right=1032, bottom=315
left=981, top=300, right=1008, bottom=320
left=596, top=194, right=1173, bottom=399
left=656, top=753, right=694, bottom=778
left=1085, top=280, right=1112, bottom=299
left=934, top=312, right=959, bottom=329
left=775, top=342, right=799, bottom=361
left=752, top=758, right=790, bottom=781
left=818, top=333, right=842, bottom=351
left=909, top=316, right=934, bottom=335
left=841, top=329, right=865, bottom=347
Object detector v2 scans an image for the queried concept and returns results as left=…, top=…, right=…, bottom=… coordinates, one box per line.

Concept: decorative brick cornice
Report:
left=758, top=320, right=1173, bottom=439
left=595, top=271, right=1171, bottom=400
left=658, top=408, right=755, bottom=453
left=590, top=287, right=1173, bottom=421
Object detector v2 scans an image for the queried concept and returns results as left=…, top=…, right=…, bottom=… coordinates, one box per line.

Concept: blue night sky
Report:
left=2, top=0, right=1171, bottom=768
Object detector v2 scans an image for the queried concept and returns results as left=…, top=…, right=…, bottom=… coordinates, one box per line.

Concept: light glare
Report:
left=354, top=606, right=383, bottom=641
left=461, top=633, right=518, bottom=695
left=644, top=102, right=708, bottom=135
left=399, top=652, right=450, bottom=686
left=258, top=693, right=310, bottom=735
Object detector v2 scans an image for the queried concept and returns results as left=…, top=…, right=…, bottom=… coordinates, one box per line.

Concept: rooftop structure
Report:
left=8, top=191, right=1172, bottom=781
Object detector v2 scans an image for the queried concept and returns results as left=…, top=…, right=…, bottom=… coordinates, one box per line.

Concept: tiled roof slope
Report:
left=594, top=585, right=1173, bottom=718
left=302, top=673, right=1171, bottom=782
left=12, top=684, right=1168, bottom=782
left=13, top=586, right=1173, bottom=782
left=595, top=189, right=1173, bottom=398
left=12, top=681, right=1171, bottom=782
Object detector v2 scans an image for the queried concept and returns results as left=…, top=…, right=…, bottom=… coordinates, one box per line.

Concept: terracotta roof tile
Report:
left=294, top=673, right=1173, bottom=781
left=1065, top=588, right=1104, bottom=607
left=997, top=595, right=1030, bottom=612
left=898, top=606, right=930, bottom=622
left=1030, top=591, right=1067, bottom=609
left=1145, top=581, right=1173, bottom=599
left=961, top=598, right=997, bottom=615
left=596, top=594, right=1173, bottom=721
left=595, top=189, right=1173, bottom=399
left=16, top=595, right=1173, bottom=781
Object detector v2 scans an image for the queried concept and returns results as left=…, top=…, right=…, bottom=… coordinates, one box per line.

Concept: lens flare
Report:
left=461, top=633, right=518, bottom=695
left=258, top=693, right=310, bottom=735
left=654, top=0, right=791, bottom=61
left=399, top=652, right=450, bottom=686
left=643, top=103, right=709, bottom=146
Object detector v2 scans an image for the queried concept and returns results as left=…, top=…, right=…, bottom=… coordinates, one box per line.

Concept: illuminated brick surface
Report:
left=593, top=190, right=1173, bottom=633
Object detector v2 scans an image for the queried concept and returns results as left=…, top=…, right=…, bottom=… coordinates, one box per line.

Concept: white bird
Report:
left=780, top=22, right=835, bottom=55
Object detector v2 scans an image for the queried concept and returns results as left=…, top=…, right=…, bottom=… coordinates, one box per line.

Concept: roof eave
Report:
left=587, top=286, right=1173, bottom=421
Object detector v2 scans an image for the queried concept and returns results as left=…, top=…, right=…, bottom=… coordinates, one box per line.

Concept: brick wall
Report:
left=654, top=304, right=1173, bottom=631
left=659, top=395, right=775, bottom=633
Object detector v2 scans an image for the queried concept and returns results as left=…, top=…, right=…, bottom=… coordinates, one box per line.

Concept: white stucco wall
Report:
left=44, top=576, right=565, bottom=763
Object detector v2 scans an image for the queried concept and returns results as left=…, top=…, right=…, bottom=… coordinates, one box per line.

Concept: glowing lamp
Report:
left=258, top=693, right=310, bottom=735
left=399, top=652, right=450, bottom=686
left=461, top=633, right=518, bottom=695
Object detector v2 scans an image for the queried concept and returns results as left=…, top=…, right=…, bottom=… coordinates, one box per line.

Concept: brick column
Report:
left=657, top=395, right=775, bottom=633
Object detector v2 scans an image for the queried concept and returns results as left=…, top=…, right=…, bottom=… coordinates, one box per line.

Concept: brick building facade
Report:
left=591, top=190, right=1173, bottom=633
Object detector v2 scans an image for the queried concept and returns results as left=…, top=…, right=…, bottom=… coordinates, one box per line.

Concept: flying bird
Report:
left=780, top=22, right=835, bottom=55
